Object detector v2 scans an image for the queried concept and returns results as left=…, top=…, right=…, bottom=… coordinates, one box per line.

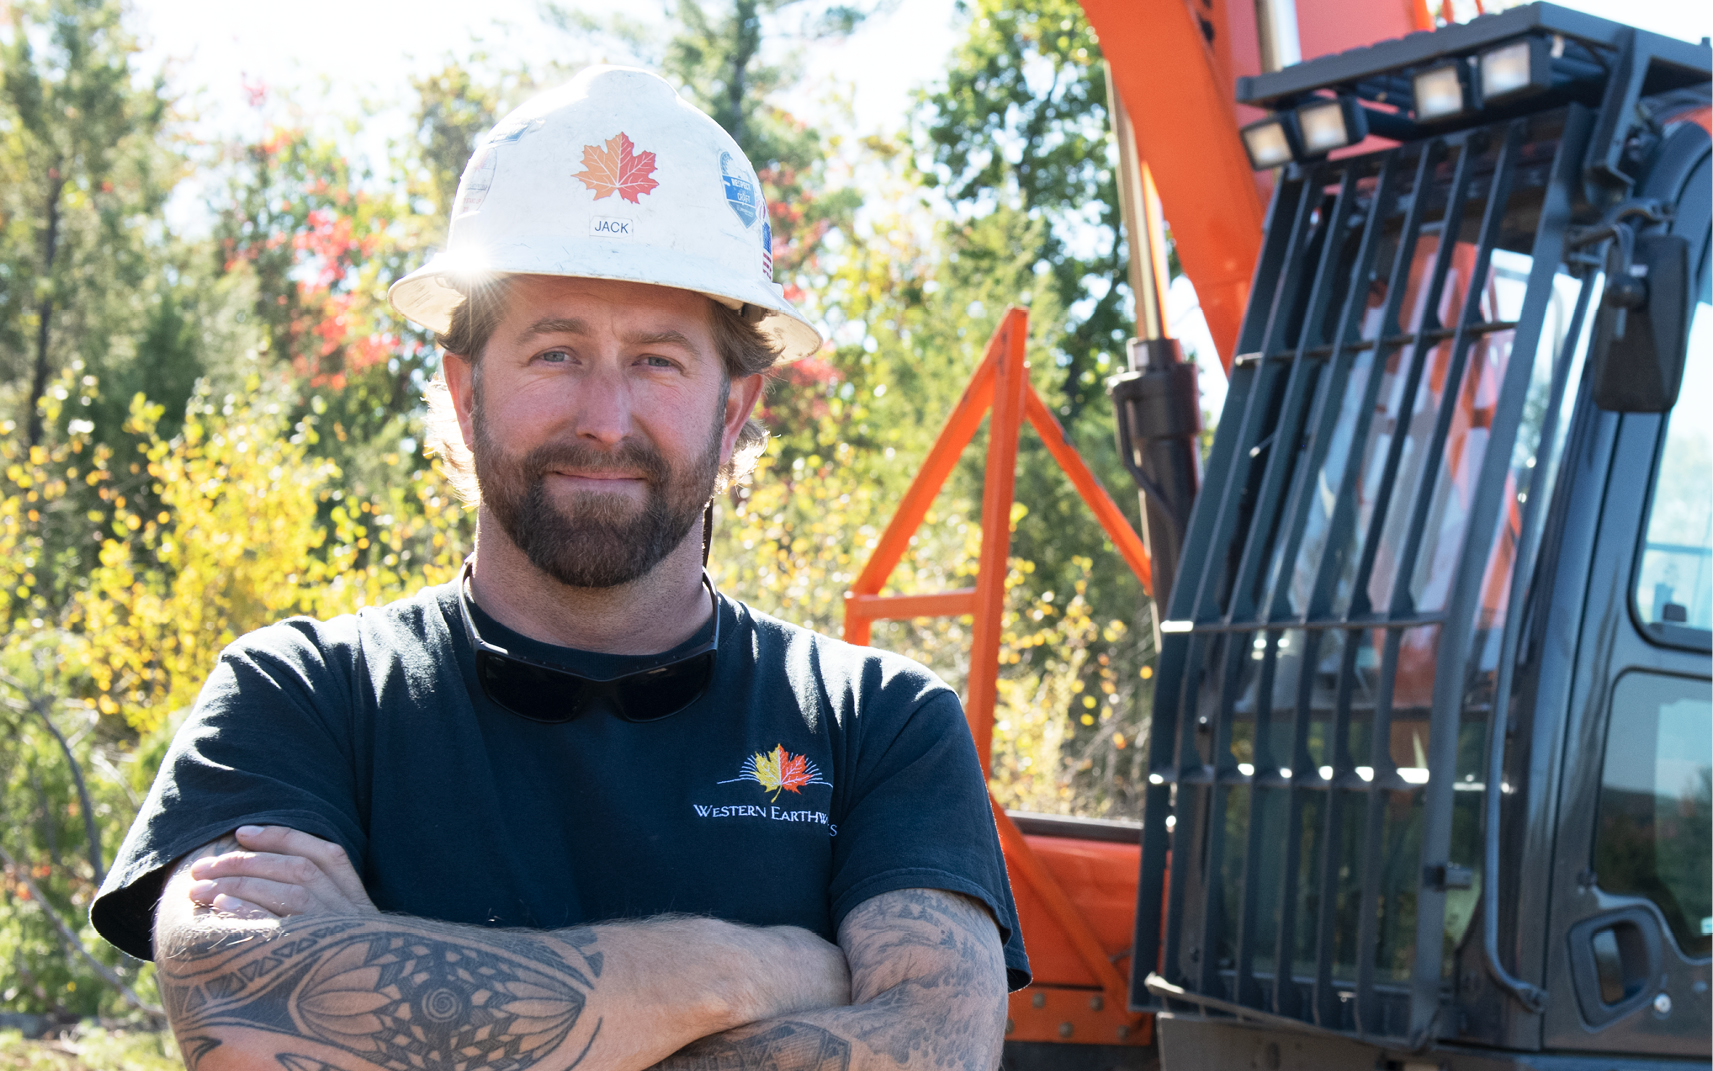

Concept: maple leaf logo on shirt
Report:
left=719, top=744, right=831, bottom=802
left=572, top=133, right=659, bottom=204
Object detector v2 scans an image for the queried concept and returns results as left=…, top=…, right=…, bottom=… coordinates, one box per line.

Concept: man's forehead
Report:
left=504, top=274, right=714, bottom=321
left=489, top=275, right=720, bottom=352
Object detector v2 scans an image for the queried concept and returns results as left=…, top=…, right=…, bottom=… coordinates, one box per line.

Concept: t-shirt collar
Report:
left=439, top=575, right=726, bottom=682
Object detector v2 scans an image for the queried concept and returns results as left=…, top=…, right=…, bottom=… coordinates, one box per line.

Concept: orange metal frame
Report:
left=842, top=308, right=1156, bottom=1046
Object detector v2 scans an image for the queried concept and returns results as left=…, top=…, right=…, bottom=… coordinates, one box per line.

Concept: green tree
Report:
left=411, top=62, right=502, bottom=227
left=912, top=0, right=1130, bottom=424
left=0, top=0, right=178, bottom=447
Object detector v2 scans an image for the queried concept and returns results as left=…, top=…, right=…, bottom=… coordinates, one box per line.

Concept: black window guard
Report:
left=1130, top=104, right=1599, bottom=1047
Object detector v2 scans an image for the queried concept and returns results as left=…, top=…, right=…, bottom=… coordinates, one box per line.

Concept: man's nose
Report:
left=566, top=366, right=636, bottom=446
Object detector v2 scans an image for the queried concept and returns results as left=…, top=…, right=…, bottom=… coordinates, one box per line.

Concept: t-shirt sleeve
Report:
left=828, top=684, right=1031, bottom=991
left=90, top=617, right=367, bottom=961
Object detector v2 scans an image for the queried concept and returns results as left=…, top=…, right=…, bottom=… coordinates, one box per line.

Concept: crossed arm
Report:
left=153, top=826, right=1008, bottom=1071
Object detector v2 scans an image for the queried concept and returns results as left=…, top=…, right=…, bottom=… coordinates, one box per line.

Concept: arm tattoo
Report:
left=833, top=890, right=1006, bottom=1071
left=652, top=890, right=1003, bottom=1071
left=159, top=918, right=603, bottom=1071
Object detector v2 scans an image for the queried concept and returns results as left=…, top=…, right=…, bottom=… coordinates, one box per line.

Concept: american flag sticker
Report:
left=761, top=219, right=773, bottom=279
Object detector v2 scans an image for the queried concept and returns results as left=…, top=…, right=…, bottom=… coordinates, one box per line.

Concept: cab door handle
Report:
left=1567, top=906, right=1664, bottom=1027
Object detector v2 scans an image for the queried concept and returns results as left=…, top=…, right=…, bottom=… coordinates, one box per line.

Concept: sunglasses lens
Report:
left=611, top=652, right=716, bottom=722
left=463, top=568, right=718, bottom=725
left=476, top=649, right=714, bottom=724
left=478, top=652, right=590, bottom=723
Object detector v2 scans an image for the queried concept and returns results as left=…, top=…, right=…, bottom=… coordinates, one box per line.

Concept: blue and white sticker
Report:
left=761, top=219, right=773, bottom=279
left=721, top=151, right=759, bottom=229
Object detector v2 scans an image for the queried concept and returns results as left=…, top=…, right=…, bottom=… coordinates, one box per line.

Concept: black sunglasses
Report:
left=457, top=562, right=720, bottom=724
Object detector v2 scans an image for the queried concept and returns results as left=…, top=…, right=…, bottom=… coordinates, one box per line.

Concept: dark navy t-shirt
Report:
left=91, top=581, right=1030, bottom=989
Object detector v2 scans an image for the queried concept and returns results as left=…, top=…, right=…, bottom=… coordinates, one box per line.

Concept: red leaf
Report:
left=573, top=133, right=659, bottom=204
left=776, top=750, right=810, bottom=794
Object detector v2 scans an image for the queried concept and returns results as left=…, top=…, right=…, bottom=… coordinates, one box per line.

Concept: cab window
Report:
left=1592, top=671, right=1712, bottom=958
left=1634, top=297, right=1712, bottom=633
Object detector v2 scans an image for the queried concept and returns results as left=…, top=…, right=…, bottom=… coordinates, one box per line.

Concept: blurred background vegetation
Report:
left=0, top=0, right=1187, bottom=1050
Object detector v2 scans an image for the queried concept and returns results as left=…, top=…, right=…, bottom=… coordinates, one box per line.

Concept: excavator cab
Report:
left=1127, top=5, right=1711, bottom=1066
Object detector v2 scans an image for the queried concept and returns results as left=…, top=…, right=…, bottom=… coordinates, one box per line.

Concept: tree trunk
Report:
left=29, top=693, right=106, bottom=886
left=25, top=174, right=66, bottom=449
left=29, top=763, right=61, bottom=871
left=724, top=0, right=761, bottom=148
left=1, top=672, right=106, bottom=885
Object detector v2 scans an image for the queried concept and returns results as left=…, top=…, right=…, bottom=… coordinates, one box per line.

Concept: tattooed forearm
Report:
left=157, top=917, right=603, bottom=1071
left=647, top=889, right=1006, bottom=1071
left=839, top=890, right=1005, bottom=1003
left=835, top=890, right=1007, bottom=1071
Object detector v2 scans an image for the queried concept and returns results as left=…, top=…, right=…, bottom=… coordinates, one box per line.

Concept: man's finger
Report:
left=191, top=850, right=331, bottom=891
left=190, top=876, right=312, bottom=917
left=233, top=825, right=374, bottom=909
left=208, top=892, right=277, bottom=920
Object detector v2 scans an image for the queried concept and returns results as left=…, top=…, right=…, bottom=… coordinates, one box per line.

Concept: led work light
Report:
left=1241, top=113, right=1299, bottom=170
left=1479, top=37, right=1553, bottom=103
left=1296, top=96, right=1370, bottom=156
left=1412, top=60, right=1471, bottom=121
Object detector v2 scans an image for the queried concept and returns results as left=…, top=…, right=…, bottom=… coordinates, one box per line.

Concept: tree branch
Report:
left=26, top=173, right=66, bottom=447
left=0, top=670, right=105, bottom=886
left=0, top=841, right=165, bottom=1024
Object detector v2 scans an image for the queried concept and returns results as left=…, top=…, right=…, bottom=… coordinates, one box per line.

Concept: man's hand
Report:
left=185, top=825, right=377, bottom=920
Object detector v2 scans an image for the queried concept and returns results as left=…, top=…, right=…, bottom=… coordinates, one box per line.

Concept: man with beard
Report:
left=90, top=66, right=1027, bottom=1071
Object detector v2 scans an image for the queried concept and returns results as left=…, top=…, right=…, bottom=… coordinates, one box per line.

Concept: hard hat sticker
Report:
left=573, top=133, right=659, bottom=205
left=721, top=152, right=759, bottom=228
left=454, top=146, right=498, bottom=218
left=761, top=219, right=773, bottom=279
left=591, top=216, right=636, bottom=239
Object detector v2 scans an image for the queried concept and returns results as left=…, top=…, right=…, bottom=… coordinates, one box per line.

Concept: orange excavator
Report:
left=844, top=2, right=1712, bottom=1068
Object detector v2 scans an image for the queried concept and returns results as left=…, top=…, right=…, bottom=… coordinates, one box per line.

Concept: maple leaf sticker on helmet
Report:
left=573, top=133, right=660, bottom=204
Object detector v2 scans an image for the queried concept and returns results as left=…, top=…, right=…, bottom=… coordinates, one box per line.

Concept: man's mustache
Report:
left=515, top=439, right=671, bottom=487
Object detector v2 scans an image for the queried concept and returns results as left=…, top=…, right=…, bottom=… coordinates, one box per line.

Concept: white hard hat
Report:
left=389, top=65, right=821, bottom=362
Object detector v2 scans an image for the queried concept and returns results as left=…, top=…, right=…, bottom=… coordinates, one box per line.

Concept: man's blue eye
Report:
left=540, top=350, right=569, bottom=363
left=644, top=355, right=674, bottom=368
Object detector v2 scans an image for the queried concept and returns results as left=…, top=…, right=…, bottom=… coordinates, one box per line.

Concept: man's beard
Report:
left=472, top=385, right=723, bottom=589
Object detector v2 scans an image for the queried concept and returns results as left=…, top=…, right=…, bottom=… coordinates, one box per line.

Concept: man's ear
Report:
left=721, top=372, right=767, bottom=460
left=443, top=353, right=478, bottom=454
